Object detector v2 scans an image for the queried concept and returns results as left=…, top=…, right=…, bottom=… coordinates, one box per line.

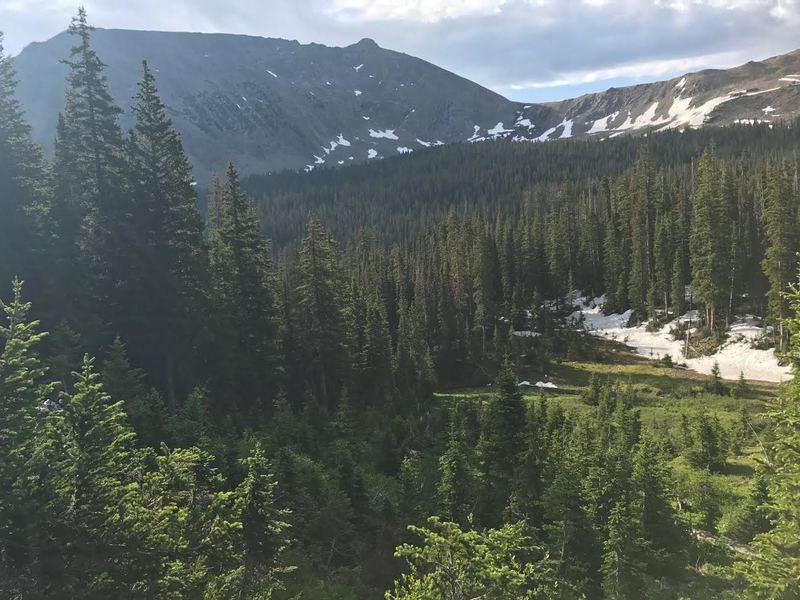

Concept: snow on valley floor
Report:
left=572, top=296, right=792, bottom=383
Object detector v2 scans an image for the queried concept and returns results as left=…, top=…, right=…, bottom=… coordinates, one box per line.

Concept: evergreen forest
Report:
left=1, top=9, right=799, bottom=600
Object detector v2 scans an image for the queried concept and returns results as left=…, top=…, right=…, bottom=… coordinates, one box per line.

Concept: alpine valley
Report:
left=4, top=8, right=800, bottom=600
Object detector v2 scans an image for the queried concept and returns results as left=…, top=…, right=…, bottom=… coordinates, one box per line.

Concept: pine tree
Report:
left=394, top=299, right=435, bottom=403
left=652, top=212, right=673, bottom=315
left=628, top=150, right=655, bottom=316
left=295, top=214, right=346, bottom=408
left=0, top=34, right=48, bottom=295
left=709, top=361, right=727, bottom=395
left=59, top=8, right=125, bottom=203
left=670, top=248, right=686, bottom=317
left=357, top=290, right=394, bottom=405
left=685, top=413, right=727, bottom=473
left=101, top=337, right=167, bottom=447
left=387, top=518, right=560, bottom=600
left=54, top=8, right=132, bottom=341
left=630, top=438, right=687, bottom=576
left=736, top=389, right=800, bottom=597
left=478, top=365, right=526, bottom=526
left=472, top=227, right=499, bottom=359
left=726, top=473, right=770, bottom=544
left=601, top=500, right=645, bottom=600
left=234, top=442, right=293, bottom=599
left=0, top=280, right=53, bottom=588
left=55, top=355, right=147, bottom=596
left=736, top=274, right=800, bottom=597
left=542, top=441, right=602, bottom=598
left=762, top=160, right=798, bottom=352
left=209, top=164, right=279, bottom=417
left=437, top=415, right=475, bottom=527
left=733, top=371, right=750, bottom=399
left=690, top=148, right=730, bottom=331
left=125, top=60, right=208, bottom=405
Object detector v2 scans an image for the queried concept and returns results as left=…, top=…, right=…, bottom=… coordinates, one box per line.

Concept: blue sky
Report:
left=2, top=0, right=799, bottom=103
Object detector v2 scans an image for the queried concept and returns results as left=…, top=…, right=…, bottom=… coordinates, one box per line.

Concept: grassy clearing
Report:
left=437, top=341, right=781, bottom=560
left=439, top=342, right=779, bottom=428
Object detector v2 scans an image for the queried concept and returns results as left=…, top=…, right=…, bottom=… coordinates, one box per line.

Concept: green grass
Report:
left=439, top=343, right=779, bottom=430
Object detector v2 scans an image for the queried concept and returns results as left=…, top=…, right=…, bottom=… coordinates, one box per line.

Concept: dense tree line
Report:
left=246, top=120, right=800, bottom=249
left=250, top=124, right=800, bottom=351
left=1, top=10, right=799, bottom=598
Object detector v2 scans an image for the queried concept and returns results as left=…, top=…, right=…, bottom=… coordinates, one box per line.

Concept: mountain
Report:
left=13, top=28, right=800, bottom=179
left=14, top=29, right=542, bottom=180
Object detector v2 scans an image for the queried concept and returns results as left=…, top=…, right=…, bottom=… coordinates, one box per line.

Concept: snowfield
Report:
left=572, top=295, right=792, bottom=383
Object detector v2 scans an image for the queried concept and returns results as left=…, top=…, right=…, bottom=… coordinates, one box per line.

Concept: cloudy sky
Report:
left=2, top=0, right=799, bottom=101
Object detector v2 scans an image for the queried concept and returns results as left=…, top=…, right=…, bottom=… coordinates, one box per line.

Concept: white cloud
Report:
left=328, top=0, right=508, bottom=21
left=3, top=0, right=799, bottom=105
left=503, top=51, right=738, bottom=90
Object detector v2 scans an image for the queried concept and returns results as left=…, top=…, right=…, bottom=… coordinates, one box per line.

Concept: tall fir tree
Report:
left=736, top=272, right=800, bottom=597
left=690, top=148, right=731, bottom=330
left=53, top=8, right=132, bottom=341
left=0, top=34, right=49, bottom=297
left=436, top=414, right=476, bottom=527
left=295, top=214, right=347, bottom=408
left=478, top=364, right=526, bottom=526
left=0, top=280, right=53, bottom=590
left=761, top=160, right=798, bottom=351
left=124, top=60, right=208, bottom=406
left=209, top=164, right=280, bottom=419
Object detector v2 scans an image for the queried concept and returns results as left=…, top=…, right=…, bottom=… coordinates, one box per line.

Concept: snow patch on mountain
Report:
left=587, top=112, right=619, bottom=134
left=367, top=148, right=378, bottom=159
left=369, top=129, right=399, bottom=140
left=488, top=122, right=513, bottom=136
left=559, top=119, right=574, bottom=139
left=515, top=117, right=535, bottom=130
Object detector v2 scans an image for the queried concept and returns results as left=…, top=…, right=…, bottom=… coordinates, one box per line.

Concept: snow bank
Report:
left=572, top=297, right=792, bottom=383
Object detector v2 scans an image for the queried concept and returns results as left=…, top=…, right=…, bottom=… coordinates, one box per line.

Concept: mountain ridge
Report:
left=12, top=28, right=800, bottom=180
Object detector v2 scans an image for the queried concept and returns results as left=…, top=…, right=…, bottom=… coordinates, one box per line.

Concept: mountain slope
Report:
left=550, top=50, right=800, bottom=138
left=13, top=29, right=800, bottom=179
left=13, top=29, right=554, bottom=179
